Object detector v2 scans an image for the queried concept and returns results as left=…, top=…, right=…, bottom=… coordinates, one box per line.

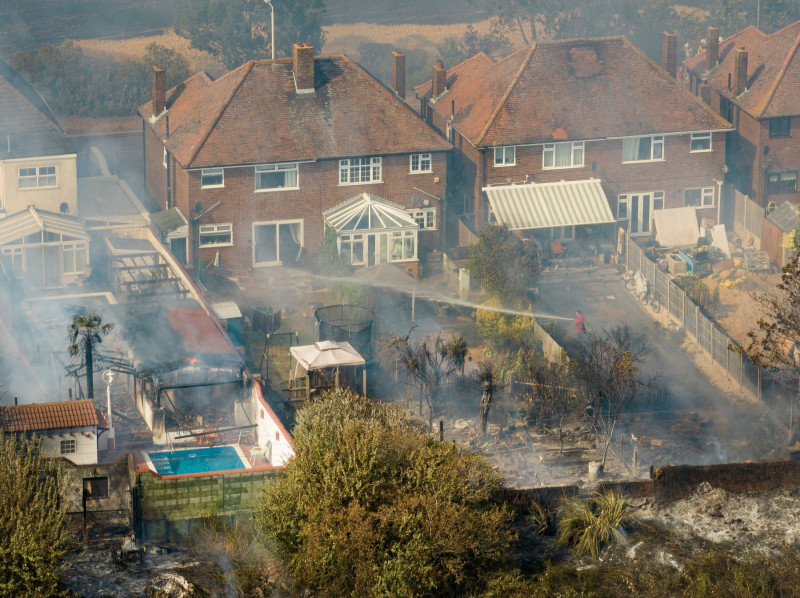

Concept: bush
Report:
left=674, top=275, right=719, bottom=313
left=556, top=492, right=629, bottom=557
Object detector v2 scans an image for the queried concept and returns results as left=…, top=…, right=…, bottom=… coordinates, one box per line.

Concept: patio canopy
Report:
left=482, top=178, right=614, bottom=230
left=322, top=193, right=417, bottom=232
left=0, top=206, right=88, bottom=245
left=290, top=340, right=365, bottom=372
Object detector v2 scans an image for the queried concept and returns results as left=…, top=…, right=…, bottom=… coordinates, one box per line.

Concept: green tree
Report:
left=67, top=313, right=114, bottom=399
left=467, top=224, right=540, bottom=306
left=256, top=388, right=514, bottom=597
left=0, top=434, right=71, bottom=598
left=174, top=0, right=327, bottom=69
left=437, top=22, right=511, bottom=66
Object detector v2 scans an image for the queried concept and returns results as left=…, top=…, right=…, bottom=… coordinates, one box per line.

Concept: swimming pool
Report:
left=144, top=445, right=249, bottom=476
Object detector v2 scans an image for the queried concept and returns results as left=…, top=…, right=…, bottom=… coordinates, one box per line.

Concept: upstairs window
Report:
left=199, top=223, right=233, bottom=247
left=60, top=439, right=76, bottom=454
left=769, top=117, right=791, bottom=138
left=622, top=136, right=663, bottom=162
left=201, top=167, right=224, bottom=188
left=684, top=187, right=714, bottom=207
left=493, top=146, right=516, bottom=167
left=339, top=157, right=382, bottom=184
left=255, top=163, right=299, bottom=191
left=543, top=141, right=584, bottom=169
left=767, top=170, right=798, bottom=194
left=409, top=153, right=432, bottom=173
left=690, top=132, right=712, bottom=152
left=18, top=166, right=56, bottom=189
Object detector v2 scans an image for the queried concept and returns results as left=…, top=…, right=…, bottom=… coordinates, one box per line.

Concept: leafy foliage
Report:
left=9, top=41, right=189, bottom=117
left=674, top=275, right=719, bottom=314
left=467, top=224, right=540, bottom=306
left=0, top=434, right=72, bottom=598
left=67, top=313, right=114, bottom=399
left=174, top=0, right=326, bottom=69
left=556, top=491, right=630, bottom=557
left=256, top=388, right=515, bottom=597
left=475, top=299, right=537, bottom=352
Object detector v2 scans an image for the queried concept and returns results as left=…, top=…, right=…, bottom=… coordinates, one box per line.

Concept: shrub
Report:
left=556, top=492, right=630, bottom=557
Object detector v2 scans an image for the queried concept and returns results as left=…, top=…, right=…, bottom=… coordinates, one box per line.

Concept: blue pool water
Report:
left=146, top=446, right=247, bottom=475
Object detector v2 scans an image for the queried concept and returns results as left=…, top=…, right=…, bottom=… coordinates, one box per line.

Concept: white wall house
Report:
left=0, top=152, right=79, bottom=217
left=0, top=399, right=103, bottom=465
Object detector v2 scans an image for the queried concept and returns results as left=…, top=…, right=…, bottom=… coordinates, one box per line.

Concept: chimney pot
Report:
left=707, top=26, right=719, bottom=69
left=662, top=31, right=678, bottom=78
left=432, top=61, right=447, bottom=98
left=734, top=46, right=748, bottom=96
left=293, top=42, right=315, bottom=93
left=152, top=64, right=166, bottom=117
left=391, top=50, right=406, bottom=100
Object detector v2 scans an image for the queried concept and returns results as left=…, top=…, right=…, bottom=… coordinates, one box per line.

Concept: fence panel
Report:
left=712, top=326, right=729, bottom=369
left=668, top=282, right=684, bottom=323
left=696, top=314, right=713, bottom=355
left=684, top=301, right=697, bottom=339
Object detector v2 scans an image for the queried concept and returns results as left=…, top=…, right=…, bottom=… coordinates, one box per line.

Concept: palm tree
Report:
left=67, top=313, right=114, bottom=399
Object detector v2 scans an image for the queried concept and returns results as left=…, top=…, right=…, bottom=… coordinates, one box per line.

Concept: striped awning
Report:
left=323, top=193, right=417, bottom=233
left=0, top=206, right=89, bottom=246
left=482, top=179, right=614, bottom=230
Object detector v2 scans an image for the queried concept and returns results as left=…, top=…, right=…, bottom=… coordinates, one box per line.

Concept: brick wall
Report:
left=171, top=152, right=447, bottom=273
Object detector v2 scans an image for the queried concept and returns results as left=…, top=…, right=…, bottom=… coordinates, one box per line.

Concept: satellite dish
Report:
left=59, top=202, right=69, bottom=213
left=767, top=201, right=777, bottom=214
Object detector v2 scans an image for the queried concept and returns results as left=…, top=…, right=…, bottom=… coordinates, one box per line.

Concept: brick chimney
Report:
left=734, top=47, right=748, bottom=96
left=662, top=31, right=677, bottom=78
left=152, top=65, right=166, bottom=117
left=391, top=50, right=406, bottom=100
left=707, top=26, right=719, bottom=69
left=432, top=60, right=447, bottom=98
left=293, top=42, right=315, bottom=94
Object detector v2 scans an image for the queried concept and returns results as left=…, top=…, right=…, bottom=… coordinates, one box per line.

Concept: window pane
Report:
left=554, top=143, right=571, bottom=167
left=622, top=139, right=638, bottom=162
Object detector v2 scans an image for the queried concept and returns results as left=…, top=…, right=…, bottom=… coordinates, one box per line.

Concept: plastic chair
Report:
left=550, top=241, right=565, bottom=256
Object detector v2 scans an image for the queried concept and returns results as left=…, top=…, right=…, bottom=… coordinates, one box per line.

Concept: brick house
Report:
left=684, top=22, right=800, bottom=208
left=415, top=36, right=732, bottom=246
left=139, top=45, right=451, bottom=276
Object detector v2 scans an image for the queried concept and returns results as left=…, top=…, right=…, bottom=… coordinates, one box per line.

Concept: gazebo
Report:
left=322, top=193, right=418, bottom=267
left=288, top=340, right=366, bottom=402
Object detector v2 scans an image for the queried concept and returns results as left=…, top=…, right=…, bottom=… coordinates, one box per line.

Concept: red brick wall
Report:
left=143, top=124, right=167, bottom=209
left=178, top=152, right=447, bottom=274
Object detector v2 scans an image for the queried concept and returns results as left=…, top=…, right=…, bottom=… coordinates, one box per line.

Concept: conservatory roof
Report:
left=322, top=193, right=418, bottom=233
left=0, top=206, right=88, bottom=246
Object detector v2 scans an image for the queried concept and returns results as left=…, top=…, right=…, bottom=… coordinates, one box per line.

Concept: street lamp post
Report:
left=102, top=370, right=116, bottom=452
left=265, top=0, right=275, bottom=60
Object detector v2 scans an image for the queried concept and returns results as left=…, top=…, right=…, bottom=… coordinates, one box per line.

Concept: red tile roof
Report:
left=0, top=399, right=99, bottom=433
left=0, top=59, right=63, bottom=135
left=684, top=21, right=800, bottom=118
left=415, top=37, right=731, bottom=147
left=139, top=56, right=451, bottom=169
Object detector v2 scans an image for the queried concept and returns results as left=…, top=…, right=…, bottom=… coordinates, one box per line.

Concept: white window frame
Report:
left=690, top=132, right=712, bottom=152
left=339, top=157, right=382, bottom=185
left=198, top=223, right=233, bottom=248
left=201, top=167, right=225, bottom=188
left=252, top=219, right=304, bottom=266
left=543, top=141, right=584, bottom=169
left=622, top=136, right=664, bottom=163
left=390, top=230, right=417, bottom=262
left=255, top=163, right=299, bottom=192
left=683, top=187, right=715, bottom=208
left=494, top=146, right=516, bottom=167
left=409, top=153, right=432, bottom=173
left=617, top=191, right=664, bottom=236
left=551, top=226, right=575, bottom=241
left=339, top=233, right=366, bottom=265
left=407, top=208, right=437, bottom=230
left=62, top=241, right=88, bottom=275
left=18, top=166, right=56, bottom=189
left=60, top=439, right=76, bottom=454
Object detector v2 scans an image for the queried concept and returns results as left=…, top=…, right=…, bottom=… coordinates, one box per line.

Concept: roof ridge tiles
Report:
left=475, top=43, right=538, bottom=146
left=186, top=61, right=255, bottom=168
left=756, top=29, right=800, bottom=117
